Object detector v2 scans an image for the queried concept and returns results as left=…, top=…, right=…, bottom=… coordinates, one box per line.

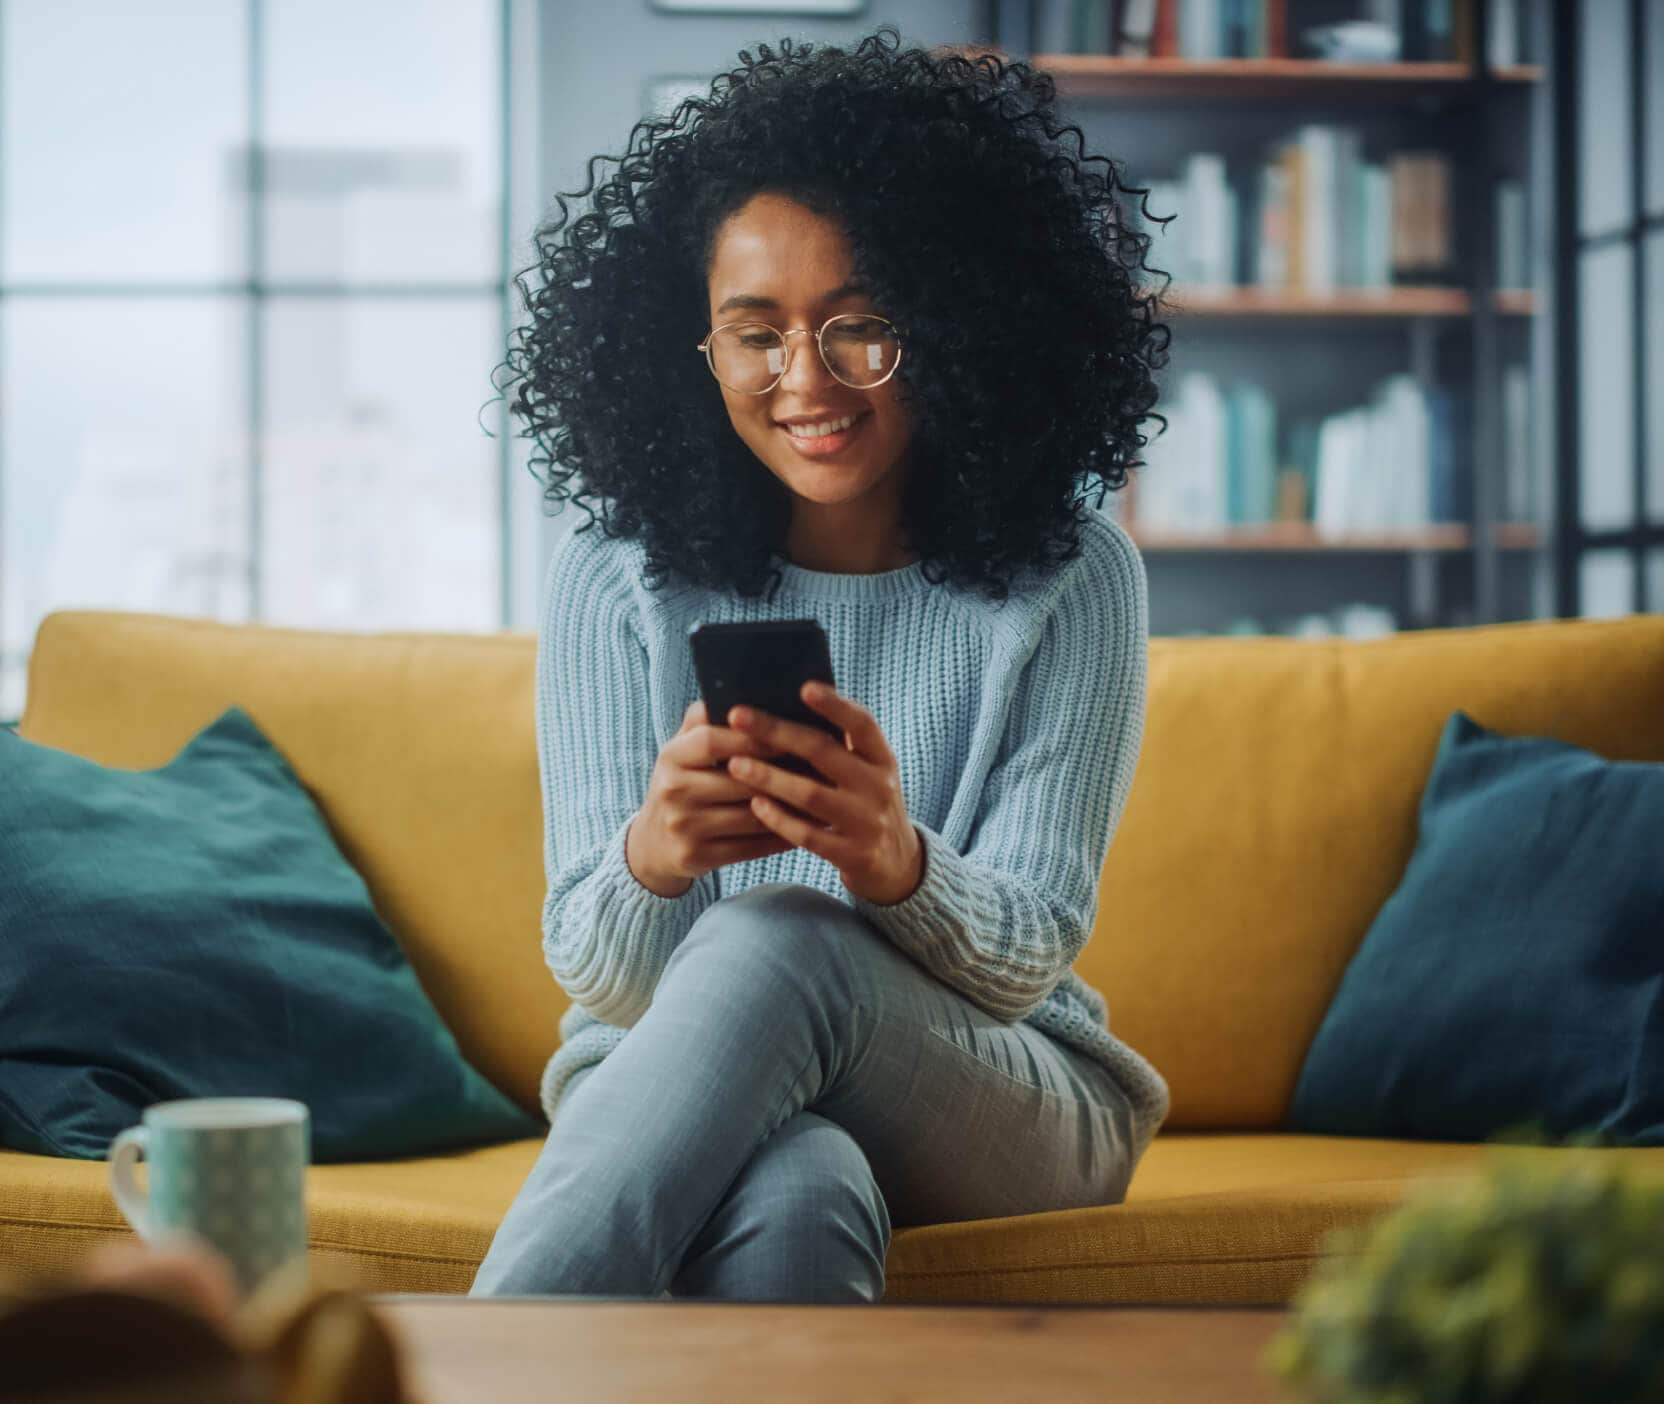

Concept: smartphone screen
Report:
left=688, top=619, right=842, bottom=781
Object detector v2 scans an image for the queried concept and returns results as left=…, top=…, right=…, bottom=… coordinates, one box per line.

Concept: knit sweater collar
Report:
left=764, top=552, right=935, bottom=603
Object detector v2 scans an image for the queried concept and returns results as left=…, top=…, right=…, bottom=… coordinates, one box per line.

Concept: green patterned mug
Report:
left=108, top=1097, right=310, bottom=1298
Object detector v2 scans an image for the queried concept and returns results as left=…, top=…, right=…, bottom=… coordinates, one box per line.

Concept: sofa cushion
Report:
left=5, top=1136, right=1663, bottom=1303
left=0, top=706, right=541, bottom=1162
left=1288, top=710, right=1664, bottom=1146
left=18, top=611, right=555, bottom=1119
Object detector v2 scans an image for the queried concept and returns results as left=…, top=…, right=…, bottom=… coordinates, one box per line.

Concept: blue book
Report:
left=1427, top=387, right=1472, bottom=523
left=1225, top=383, right=1277, bottom=522
left=1239, top=384, right=1278, bottom=522
left=1220, top=0, right=1250, bottom=55
left=996, top=0, right=1036, bottom=55
left=1226, top=390, right=1245, bottom=524
left=1233, top=162, right=1260, bottom=286
left=1070, top=0, right=1114, bottom=51
left=1037, top=0, right=1075, bottom=53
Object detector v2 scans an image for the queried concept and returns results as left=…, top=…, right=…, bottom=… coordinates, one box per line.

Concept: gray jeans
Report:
left=469, top=881, right=1137, bottom=1303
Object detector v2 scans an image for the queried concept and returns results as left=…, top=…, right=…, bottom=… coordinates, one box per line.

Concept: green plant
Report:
left=1266, top=1149, right=1664, bottom=1403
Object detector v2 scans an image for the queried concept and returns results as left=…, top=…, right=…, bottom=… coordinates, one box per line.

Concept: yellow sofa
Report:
left=5, top=608, right=1663, bottom=1304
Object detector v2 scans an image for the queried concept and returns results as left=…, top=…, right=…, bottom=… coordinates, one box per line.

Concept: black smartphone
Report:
left=688, top=619, right=842, bottom=781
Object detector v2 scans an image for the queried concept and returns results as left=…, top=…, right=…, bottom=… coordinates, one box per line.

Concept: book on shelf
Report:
left=994, top=0, right=1036, bottom=56
left=1023, top=0, right=1537, bottom=64
left=1128, top=369, right=1473, bottom=536
left=1034, top=0, right=1288, bottom=58
left=1501, top=360, right=1533, bottom=522
left=1066, top=0, right=1112, bottom=55
left=1226, top=381, right=1279, bottom=524
left=1495, top=178, right=1529, bottom=288
left=1116, top=0, right=1158, bottom=55
left=1485, top=0, right=1535, bottom=66
left=1132, top=126, right=1454, bottom=291
left=1424, top=385, right=1464, bottom=524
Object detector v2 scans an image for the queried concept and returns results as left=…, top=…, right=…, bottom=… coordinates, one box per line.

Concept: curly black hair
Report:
left=488, top=24, right=1171, bottom=604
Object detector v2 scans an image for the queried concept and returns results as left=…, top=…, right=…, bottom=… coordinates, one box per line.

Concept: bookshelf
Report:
left=1032, top=54, right=1539, bottom=99
left=984, top=1, right=1550, bottom=637
left=1164, top=287, right=1535, bottom=316
left=1126, top=522, right=1542, bottom=552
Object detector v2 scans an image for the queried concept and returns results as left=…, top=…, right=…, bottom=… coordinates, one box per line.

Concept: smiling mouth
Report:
left=776, top=410, right=871, bottom=454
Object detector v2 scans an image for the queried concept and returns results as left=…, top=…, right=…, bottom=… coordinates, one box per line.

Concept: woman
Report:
left=471, top=25, right=1172, bottom=1304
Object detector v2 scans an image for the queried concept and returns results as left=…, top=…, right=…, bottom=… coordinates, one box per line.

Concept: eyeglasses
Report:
left=696, top=314, right=904, bottom=395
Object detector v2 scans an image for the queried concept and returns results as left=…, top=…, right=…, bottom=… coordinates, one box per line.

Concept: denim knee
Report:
left=685, top=1111, right=891, bottom=1300
left=673, top=882, right=881, bottom=998
left=752, top=1112, right=889, bottom=1233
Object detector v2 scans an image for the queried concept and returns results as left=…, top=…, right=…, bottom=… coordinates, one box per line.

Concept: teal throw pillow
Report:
left=0, top=707, right=543, bottom=1161
left=1289, top=710, right=1663, bottom=1146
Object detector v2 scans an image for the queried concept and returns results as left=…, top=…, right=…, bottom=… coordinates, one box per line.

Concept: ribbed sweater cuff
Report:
left=844, top=821, right=1043, bottom=1023
left=543, top=814, right=716, bottom=1028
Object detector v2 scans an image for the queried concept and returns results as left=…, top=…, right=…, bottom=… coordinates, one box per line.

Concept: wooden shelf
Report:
left=1492, top=288, right=1537, bottom=316
left=1156, top=287, right=1537, bottom=317
left=1126, top=523, right=1542, bottom=552
left=1491, top=523, right=1542, bottom=549
left=1030, top=55, right=1543, bottom=102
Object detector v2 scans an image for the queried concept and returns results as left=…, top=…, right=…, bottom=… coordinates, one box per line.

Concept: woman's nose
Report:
left=778, top=328, right=836, bottom=390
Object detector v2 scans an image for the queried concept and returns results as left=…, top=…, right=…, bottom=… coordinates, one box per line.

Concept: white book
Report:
left=1298, top=125, right=1337, bottom=292
left=1382, top=374, right=1431, bottom=527
left=1186, top=372, right=1230, bottom=530
left=1182, top=0, right=1221, bottom=59
left=1314, top=409, right=1361, bottom=536
left=1185, top=153, right=1233, bottom=288
left=1356, top=395, right=1387, bottom=531
left=1118, top=0, right=1159, bottom=54
left=1134, top=378, right=1188, bottom=530
left=1488, top=0, right=1520, bottom=66
left=1344, top=407, right=1370, bottom=533
left=1361, top=164, right=1393, bottom=289
left=1361, top=390, right=1403, bottom=530
left=1140, top=372, right=1231, bottom=532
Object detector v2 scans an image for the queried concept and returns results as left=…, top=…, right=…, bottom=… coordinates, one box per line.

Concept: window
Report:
left=1556, top=0, right=1664, bottom=615
left=0, top=0, right=542, bottom=721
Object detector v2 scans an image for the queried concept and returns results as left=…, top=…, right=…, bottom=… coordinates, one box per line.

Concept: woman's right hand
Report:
left=625, top=699, right=799, bottom=897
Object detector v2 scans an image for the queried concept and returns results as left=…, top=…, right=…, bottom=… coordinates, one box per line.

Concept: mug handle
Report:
left=108, top=1126, right=158, bottom=1240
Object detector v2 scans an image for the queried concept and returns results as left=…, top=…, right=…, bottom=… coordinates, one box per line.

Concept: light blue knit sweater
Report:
left=533, top=507, right=1171, bottom=1165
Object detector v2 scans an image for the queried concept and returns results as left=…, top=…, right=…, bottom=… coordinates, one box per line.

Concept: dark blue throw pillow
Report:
left=0, top=707, right=542, bottom=1161
left=1289, top=710, right=1663, bottom=1147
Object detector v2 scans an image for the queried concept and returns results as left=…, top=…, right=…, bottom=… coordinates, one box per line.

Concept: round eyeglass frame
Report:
left=695, top=314, right=905, bottom=394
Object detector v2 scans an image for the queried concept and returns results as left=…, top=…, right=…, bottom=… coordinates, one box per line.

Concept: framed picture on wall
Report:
left=650, top=0, right=865, bottom=12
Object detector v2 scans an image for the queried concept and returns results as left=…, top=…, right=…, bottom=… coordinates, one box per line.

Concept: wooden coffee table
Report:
left=371, top=1296, right=1298, bottom=1403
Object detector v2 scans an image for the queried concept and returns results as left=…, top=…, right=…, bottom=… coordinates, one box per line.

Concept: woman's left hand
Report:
left=725, top=682, right=924, bottom=906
